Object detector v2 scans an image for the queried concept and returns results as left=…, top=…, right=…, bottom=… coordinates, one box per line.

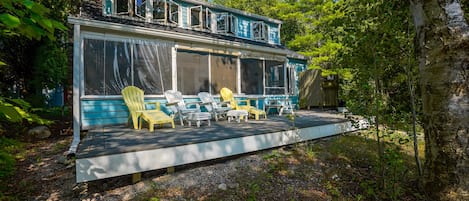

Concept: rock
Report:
left=227, top=182, right=239, bottom=189
left=58, top=156, right=68, bottom=164
left=28, top=126, right=51, bottom=139
left=331, top=174, right=339, bottom=181
left=218, top=183, right=227, bottom=190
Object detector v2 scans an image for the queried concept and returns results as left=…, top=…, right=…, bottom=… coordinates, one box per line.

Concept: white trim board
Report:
left=75, top=121, right=355, bottom=183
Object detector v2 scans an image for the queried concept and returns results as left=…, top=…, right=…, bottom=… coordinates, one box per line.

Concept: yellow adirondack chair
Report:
left=122, top=86, right=175, bottom=131
left=220, top=87, right=266, bottom=120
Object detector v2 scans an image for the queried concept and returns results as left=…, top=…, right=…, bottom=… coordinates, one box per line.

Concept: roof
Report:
left=181, top=0, right=283, bottom=24
left=72, top=0, right=306, bottom=60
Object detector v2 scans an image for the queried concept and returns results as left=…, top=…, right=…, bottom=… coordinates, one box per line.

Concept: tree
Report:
left=0, top=0, right=66, bottom=124
left=410, top=0, right=469, bottom=200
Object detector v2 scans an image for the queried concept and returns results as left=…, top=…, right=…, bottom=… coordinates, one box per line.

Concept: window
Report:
left=240, top=59, right=286, bottom=95
left=153, top=0, right=166, bottom=22
left=83, top=38, right=172, bottom=95
left=116, top=0, right=130, bottom=15
left=135, top=0, right=146, bottom=18
left=153, top=0, right=179, bottom=24
left=104, top=0, right=180, bottom=24
left=211, top=54, right=237, bottom=93
left=114, top=0, right=145, bottom=19
left=177, top=50, right=209, bottom=95
left=265, top=61, right=285, bottom=95
left=84, top=39, right=105, bottom=95
left=190, top=6, right=212, bottom=30
left=216, top=13, right=237, bottom=35
left=286, top=66, right=295, bottom=95
left=252, top=21, right=268, bottom=41
left=168, top=1, right=179, bottom=24
left=241, top=59, right=264, bottom=95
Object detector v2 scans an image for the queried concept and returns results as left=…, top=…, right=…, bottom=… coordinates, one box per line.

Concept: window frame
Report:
left=189, top=5, right=212, bottom=31
left=167, top=1, right=179, bottom=24
left=152, top=0, right=167, bottom=23
left=252, top=21, right=269, bottom=42
left=216, top=13, right=237, bottom=35
left=115, top=0, right=130, bottom=15
left=190, top=5, right=203, bottom=28
left=264, top=61, right=286, bottom=95
left=204, top=8, right=212, bottom=30
left=106, top=0, right=180, bottom=25
left=134, top=0, right=146, bottom=19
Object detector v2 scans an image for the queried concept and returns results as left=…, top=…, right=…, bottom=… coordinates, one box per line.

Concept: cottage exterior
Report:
left=68, top=0, right=308, bottom=154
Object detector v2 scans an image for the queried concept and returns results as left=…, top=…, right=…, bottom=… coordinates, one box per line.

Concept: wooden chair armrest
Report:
left=200, top=102, right=212, bottom=106
left=186, top=101, right=202, bottom=105
left=166, top=102, right=179, bottom=106
left=146, top=102, right=161, bottom=110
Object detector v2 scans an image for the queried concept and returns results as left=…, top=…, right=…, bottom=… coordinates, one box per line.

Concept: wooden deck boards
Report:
left=78, top=110, right=347, bottom=159
left=75, top=110, right=353, bottom=182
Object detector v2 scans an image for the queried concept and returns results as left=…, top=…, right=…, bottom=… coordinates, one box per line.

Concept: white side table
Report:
left=186, top=112, right=211, bottom=127
left=227, top=110, right=249, bottom=123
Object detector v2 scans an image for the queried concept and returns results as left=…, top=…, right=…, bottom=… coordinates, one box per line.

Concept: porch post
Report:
left=237, top=54, right=241, bottom=94
left=172, top=46, right=177, bottom=90
left=68, top=24, right=81, bottom=155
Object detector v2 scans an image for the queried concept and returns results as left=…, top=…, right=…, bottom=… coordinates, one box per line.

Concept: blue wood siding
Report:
left=237, top=16, right=251, bottom=39
left=179, top=1, right=190, bottom=28
left=81, top=98, right=170, bottom=128
left=81, top=97, right=206, bottom=128
left=268, top=23, right=280, bottom=44
left=80, top=95, right=298, bottom=128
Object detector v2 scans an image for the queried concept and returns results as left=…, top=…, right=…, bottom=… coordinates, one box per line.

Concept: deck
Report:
left=75, top=110, right=356, bottom=183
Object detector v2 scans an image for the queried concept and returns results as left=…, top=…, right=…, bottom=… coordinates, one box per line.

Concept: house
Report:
left=66, top=1, right=362, bottom=183
left=68, top=0, right=309, bottom=153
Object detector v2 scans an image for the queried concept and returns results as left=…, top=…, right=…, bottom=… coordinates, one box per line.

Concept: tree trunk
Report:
left=410, top=1, right=469, bottom=200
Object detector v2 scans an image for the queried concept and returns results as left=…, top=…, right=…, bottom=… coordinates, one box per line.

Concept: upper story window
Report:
left=153, top=0, right=179, bottom=24
left=190, top=6, right=212, bottom=30
left=113, top=0, right=145, bottom=18
left=135, top=0, right=146, bottom=18
left=252, top=21, right=268, bottom=42
left=216, top=13, right=237, bottom=35
left=105, top=0, right=180, bottom=24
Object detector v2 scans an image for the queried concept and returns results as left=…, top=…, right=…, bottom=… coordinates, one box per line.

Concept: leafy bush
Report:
left=0, top=137, right=22, bottom=180
left=0, top=97, right=52, bottom=137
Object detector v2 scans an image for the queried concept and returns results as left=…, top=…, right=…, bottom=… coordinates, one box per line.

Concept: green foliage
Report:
left=0, top=0, right=69, bottom=96
left=0, top=0, right=67, bottom=40
left=32, top=39, right=68, bottom=89
left=0, top=97, right=52, bottom=127
left=0, top=137, right=22, bottom=180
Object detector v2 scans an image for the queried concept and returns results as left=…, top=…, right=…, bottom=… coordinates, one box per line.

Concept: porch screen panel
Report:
left=210, top=54, right=237, bottom=94
left=177, top=50, right=209, bottom=95
left=133, top=42, right=172, bottom=94
left=241, top=59, right=263, bottom=95
left=104, top=41, right=132, bottom=95
left=265, top=60, right=285, bottom=95
left=84, top=39, right=105, bottom=95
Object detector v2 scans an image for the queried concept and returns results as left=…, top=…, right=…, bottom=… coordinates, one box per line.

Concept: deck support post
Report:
left=132, top=173, right=141, bottom=183
left=167, top=167, right=175, bottom=174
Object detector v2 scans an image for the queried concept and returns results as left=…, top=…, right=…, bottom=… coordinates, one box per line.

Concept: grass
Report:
left=135, top=130, right=426, bottom=200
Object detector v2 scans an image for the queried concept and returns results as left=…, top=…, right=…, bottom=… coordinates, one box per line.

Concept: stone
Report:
left=28, top=126, right=51, bottom=139
left=218, top=183, right=227, bottom=190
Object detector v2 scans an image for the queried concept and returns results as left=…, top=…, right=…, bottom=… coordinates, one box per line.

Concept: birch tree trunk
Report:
left=410, top=0, right=469, bottom=200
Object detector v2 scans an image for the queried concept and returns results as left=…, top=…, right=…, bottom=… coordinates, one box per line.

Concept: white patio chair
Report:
left=197, top=92, right=231, bottom=121
left=164, top=90, right=201, bottom=126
